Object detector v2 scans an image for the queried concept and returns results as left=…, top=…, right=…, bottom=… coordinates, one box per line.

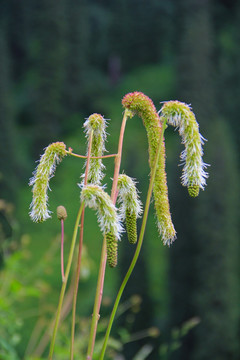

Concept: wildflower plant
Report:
left=122, top=92, right=176, bottom=245
left=29, top=92, right=208, bottom=359
left=29, top=142, right=67, bottom=222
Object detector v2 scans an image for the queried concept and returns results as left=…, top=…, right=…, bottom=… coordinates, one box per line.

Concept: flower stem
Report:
left=86, top=110, right=129, bottom=360
left=70, top=131, right=93, bottom=360
left=66, top=150, right=117, bottom=159
left=48, top=201, right=85, bottom=360
left=61, top=219, right=65, bottom=282
left=99, top=119, right=167, bottom=360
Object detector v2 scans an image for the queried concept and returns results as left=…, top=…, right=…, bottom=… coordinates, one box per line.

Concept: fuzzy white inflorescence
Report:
left=80, top=184, right=123, bottom=240
left=29, top=142, right=67, bottom=222
left=117, top=174, right=142, bottom=220
left=83, top=113, right=107, bottom=185
left=160, top=101, right=208, bottom=191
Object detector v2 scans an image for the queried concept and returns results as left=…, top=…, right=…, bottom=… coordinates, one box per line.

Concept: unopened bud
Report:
left=148, top=327, right=160, bottom=338
left=57, top=206, right=67, bottom=221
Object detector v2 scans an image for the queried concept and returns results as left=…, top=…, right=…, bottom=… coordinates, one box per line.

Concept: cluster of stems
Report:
left=29, top=92, right=208, bottom=359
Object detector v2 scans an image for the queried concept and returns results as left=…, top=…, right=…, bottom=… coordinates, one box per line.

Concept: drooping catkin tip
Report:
left=188, top=185, right=200, bottom=198
left=106, top=232, right=118, bottom=268
left=126, top=209, right=137, bottom=244
left=57, top=205, right=67, bottom=221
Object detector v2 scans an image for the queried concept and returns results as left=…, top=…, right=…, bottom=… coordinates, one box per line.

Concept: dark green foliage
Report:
left=192, top=120, right=239, bottom=360
left=64, top=0, right=89, bottom=116
left=169, top=1, right=240, bottom=360
left=215, top=1, right=240, bottom=152
left=0, top=26, right=19, bottom=269
left=32, top=0, right=66, bottom=152
left=0, top=28, right=17, bottom=201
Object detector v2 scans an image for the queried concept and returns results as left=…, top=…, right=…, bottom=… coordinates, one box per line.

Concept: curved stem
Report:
left=86, top=110, right=129, bottom=360
left=66, top=151, right=117, bottom=159
left=70, top=131, right=93, bottom=360
left=48, top=201, right=85, bottom=360
left=99, top=120, right=167, bottom=360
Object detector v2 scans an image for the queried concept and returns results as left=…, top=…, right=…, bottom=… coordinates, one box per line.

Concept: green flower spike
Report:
left=80, top=184, right=123, bottom=267
left=122, top=92, right=176, bottom=246
left=105, top=233, right=118, bottom=268
left=160, top=101, right=208, bottom=197
left=117, top=174, right=142, bottom=244
left=83, top=113, right=107, bottom=185
left=29, top=142, right=67, bottom=222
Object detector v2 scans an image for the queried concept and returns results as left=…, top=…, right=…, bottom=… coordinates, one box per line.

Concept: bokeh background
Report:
left=0, top=0, right=239, bottom=359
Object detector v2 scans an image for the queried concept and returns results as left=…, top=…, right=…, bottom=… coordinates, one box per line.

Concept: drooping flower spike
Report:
left=122, top=92, right=176, bottom=246
left=80, top=184, right=123, bottom=267
left=83, top=113, right=107, bottom=185
left=117, top=174, right=142, bottom=244
left=29, top=142, right=67, bottom=222
left=160, top=101, right=208, bottom=197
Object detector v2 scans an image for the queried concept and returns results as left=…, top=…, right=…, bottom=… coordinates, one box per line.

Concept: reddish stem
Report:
left=61, top=219, right=65, bottom=282
left=86, top=110, right=129, bottom=359
left=70, top=130, right=93, bottom=360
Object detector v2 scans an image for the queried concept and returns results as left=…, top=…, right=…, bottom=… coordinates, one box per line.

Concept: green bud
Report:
left=57, top=205, right=67, bottom=221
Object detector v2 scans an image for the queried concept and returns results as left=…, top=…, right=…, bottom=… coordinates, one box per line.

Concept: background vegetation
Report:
left=0, top=0, right=239, bottom=359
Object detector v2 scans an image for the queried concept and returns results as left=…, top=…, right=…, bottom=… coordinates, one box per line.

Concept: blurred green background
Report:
left=0, top=0, right=239, bottom=359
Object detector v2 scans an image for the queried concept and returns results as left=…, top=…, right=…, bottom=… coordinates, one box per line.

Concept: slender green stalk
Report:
left=70, top=131, right=93, bottom=360
left=99, top=120, right=167, bottom=359
left=60, top=219, right=65, bottom=282
left=86, top=236, right=107, bottom=360
left=86, top=110, right=129, bottom=360
left=48, top=201, right=85, bottom=360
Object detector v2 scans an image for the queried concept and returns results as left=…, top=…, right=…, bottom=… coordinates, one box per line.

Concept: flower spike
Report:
left=29, top=142, right=67, bottom=222
left=117, top=174, right=142, bottom=244
left=105, top=233, right=118, bottom=268
left=80, top=184, right=123, bottom=267
left=160, top=101, right=208, bottom=197
left=122, top=92, right=176, bottom=246
left=83, top=113, right=107, bottom=185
